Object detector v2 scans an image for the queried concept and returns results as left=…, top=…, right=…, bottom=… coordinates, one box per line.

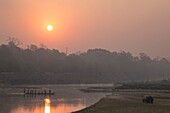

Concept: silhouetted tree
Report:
left=0, top=42, right=170, bottom=84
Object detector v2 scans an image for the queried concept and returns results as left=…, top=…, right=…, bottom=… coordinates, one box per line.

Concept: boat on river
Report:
left=24, top=88, right=54, bottom=95
left=24, top=92, right=54, bottom=95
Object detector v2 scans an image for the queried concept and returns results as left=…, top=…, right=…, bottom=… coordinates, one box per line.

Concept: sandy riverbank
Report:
left=73, top=92, right=170, bottom=113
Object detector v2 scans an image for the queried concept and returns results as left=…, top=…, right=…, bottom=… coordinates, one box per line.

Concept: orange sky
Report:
left=0, top=0, right=170, bottom=57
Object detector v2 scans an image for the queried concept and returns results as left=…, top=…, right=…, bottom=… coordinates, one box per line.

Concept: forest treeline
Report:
left=0, top=40, right=170, bottom=85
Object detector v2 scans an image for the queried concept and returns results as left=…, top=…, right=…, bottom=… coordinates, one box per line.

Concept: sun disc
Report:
left=47, top=25, right=53, bottom=31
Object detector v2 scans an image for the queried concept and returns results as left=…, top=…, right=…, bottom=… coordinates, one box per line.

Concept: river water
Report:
left=0, top=84, right=110, bottom=113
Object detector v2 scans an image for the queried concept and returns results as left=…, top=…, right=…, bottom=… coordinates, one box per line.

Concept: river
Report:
left=0, top=84, right=111, bottom=113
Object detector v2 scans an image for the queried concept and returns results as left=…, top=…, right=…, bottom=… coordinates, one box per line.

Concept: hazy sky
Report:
left=0, top=0, right=170, bottom=57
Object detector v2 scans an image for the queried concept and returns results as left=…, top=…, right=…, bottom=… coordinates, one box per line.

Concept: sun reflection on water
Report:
left=44, top=98, right=51, bottom=113
left=10, top=98, right=86, bottom=113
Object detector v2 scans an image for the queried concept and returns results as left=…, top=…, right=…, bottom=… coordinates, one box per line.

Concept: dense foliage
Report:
left=117, top=79, right=170, bottom=90
left=0, top=40, right=170, bottom=84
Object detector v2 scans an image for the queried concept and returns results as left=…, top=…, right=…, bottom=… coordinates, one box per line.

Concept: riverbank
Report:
left=72, top=92, right=170, bottom=113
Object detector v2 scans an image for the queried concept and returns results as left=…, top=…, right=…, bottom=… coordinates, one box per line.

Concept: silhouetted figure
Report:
left=24, top=88, right=26, bottom=93
left=27, top=89, right=30, bottom=93
left=49, top=89, right=51, bottom=93
left=30, top=90, right=33, bottom=94
left=35, top=90, right=36, bottom=94
left=44, top=89, right=46, bottom=94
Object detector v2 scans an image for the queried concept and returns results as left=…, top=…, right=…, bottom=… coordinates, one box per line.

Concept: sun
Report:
left=47, top=25, right=53, bottom=31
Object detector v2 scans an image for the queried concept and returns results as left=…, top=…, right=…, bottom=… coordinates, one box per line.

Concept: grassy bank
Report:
left=73, top=92, right=170, bottom=113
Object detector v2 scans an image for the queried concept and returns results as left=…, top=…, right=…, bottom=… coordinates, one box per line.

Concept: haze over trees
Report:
left=0, top=39, right=170, bottom=85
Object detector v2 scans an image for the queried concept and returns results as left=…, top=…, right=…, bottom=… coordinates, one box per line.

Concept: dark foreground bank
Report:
left=72, top=92, right=170, bottom=113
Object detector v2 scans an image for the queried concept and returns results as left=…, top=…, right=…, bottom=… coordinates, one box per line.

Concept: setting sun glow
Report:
left=47, top=25, right=53, bottom=31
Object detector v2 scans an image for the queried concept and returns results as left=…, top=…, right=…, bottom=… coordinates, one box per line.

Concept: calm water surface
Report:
left=0, top=84, right=110, bottom=113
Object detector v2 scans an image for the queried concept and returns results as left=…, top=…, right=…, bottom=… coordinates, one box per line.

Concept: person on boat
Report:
left=27, top=89, right=30, bottom=93
left=49, top=89, right=51, bottom=93
left=44, top=89, right=47, bottom=94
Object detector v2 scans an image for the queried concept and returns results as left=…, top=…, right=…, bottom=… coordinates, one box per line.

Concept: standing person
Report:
left=49, top=89, right=51, bottom=93
left=24, top=88, right=26, bottom=93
